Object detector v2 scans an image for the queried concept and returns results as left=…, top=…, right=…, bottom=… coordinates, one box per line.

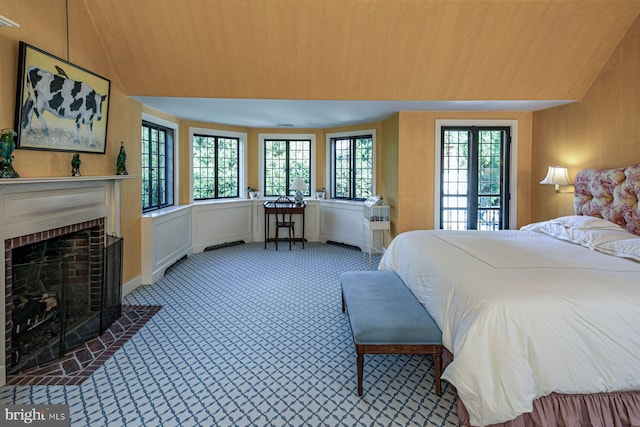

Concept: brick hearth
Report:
left=7, top=305, right=161, bottom=385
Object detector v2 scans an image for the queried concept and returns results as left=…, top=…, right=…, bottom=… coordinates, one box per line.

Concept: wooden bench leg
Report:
left=357, top=351, right=364, bottom=396
left=435, top=346, right=442, bottom=396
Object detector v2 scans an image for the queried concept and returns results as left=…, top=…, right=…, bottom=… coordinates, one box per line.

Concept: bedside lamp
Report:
left=291, top=177, right=306, bottom=205
left=540, top=166, right=572, bottom=193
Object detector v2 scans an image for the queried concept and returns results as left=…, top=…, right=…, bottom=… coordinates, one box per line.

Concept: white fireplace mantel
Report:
left=0, top=175, right=135, bottom=238
left=0, top=175, right=136, bottom=185
left=0, top=174, right=135, bottom=385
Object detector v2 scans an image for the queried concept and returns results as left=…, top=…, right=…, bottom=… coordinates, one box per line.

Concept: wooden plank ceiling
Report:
left=80, top=0, right=640, bottom=102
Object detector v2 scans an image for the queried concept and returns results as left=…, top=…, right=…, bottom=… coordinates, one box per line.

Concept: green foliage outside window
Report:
left=332, top=135, right=373, bottom=200
left=193, top=134, right=240, bottom=200
left=477, top=130, right=502, bottom=209
left=264, top=139, right=311, bottom=197
left=441, top=127, right=508, bottom=230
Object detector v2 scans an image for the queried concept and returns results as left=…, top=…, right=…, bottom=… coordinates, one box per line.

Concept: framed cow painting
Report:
left=14, top=42, right=110, bottom=154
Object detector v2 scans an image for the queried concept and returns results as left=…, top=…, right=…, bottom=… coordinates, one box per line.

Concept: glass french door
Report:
left=440, top=126, right=511, bottom=230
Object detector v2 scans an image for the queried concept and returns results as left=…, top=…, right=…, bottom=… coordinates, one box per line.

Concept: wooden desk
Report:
left=263, top=201, right=306, bottom=249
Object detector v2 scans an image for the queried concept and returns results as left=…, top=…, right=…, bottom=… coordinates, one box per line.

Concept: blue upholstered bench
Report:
left=340, top=271, right=443, bottom=396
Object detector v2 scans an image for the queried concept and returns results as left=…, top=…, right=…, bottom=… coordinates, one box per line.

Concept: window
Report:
left=439, top=126, right=511, bottom=230
left=329, top=131, right=375, bottom=200
left=192, top=133, right=240, bottom=200
left=262, top=137, right=312, bottom=197
left=141, top=120, right=174, bottom=212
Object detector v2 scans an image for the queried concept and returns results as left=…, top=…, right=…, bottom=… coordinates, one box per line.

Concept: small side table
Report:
left=363, top=217, right=390, bottom=262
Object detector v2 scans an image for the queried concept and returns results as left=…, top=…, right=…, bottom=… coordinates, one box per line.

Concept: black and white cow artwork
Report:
left=21, top=66, right=107, bottom=147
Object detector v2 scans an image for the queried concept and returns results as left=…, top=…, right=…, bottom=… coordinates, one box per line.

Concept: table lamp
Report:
left=291, top=177, right=306, bottom=205
left=540, top=166, right=572, bottom=193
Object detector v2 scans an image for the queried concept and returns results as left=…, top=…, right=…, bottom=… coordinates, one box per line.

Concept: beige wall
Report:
left=0, top=0, right=142, bottom=283
left=532, top=13, right=640, bottom=221
left=397, top=112, right=435, bottom=232
left=381, top=114, right=399, bottom=236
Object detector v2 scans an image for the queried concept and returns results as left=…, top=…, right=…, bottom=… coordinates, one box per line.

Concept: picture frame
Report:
left=14, top=41, right=110, bottom=154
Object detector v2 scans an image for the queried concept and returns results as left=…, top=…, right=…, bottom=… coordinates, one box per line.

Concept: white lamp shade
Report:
left=540, top=166, right=572, bottom=186
left=291, top=177, right=306, bottom=191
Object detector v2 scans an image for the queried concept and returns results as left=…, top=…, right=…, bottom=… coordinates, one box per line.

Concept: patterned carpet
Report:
left=0, top=242, right=458, bottom=426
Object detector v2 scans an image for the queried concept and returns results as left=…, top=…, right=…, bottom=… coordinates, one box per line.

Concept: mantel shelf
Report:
left=0, top=175, right=137, bottom=185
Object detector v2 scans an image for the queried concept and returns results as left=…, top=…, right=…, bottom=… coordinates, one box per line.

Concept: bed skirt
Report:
left=457, top=391, right=640, bottom=427
left=441, top=349, right=640, bottom=427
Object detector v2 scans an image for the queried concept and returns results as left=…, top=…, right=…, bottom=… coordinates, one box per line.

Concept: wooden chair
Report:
left=274, top=196, right=295, bottom=250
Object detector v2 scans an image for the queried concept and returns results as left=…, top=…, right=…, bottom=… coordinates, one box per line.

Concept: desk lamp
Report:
left=291, top=177, right=306, bottom=205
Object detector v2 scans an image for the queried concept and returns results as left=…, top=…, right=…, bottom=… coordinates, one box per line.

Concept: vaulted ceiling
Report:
left=77, top=0, right=640, bottom=126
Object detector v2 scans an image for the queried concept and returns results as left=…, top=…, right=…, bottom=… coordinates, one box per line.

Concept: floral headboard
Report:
left=574, top=164, right=640, bottom=235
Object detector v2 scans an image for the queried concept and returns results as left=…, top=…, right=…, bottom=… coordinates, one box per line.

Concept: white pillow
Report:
left=520, top=220, right=571, bottom=239
left=595, top=239, right=640, bottom=262
left=547, top=215, right=623, bottom=231
left=521, top=216, right=634, bottom=249
left=571, top=229, right=638, bottom=249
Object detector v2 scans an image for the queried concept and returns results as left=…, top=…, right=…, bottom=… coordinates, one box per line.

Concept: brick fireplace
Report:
left=5, top=218, right=107, bottom=372
left=0, top=176, right=130, bottom=385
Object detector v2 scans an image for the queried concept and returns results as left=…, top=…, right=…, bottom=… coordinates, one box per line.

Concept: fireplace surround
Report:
left=0, top=175, right=132, bottom=385
left=6, top=218, right=125, bottom=373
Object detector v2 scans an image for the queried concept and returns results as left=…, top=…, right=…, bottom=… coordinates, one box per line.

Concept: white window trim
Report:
left=258, top=133, right=316, bottom=200
left=434, top=119, right=518, bottom=230
left=142, top=112, right=179, bottom=211
left=189, top=127, right=248, bottom=202
left=325, top=129, right=377, bottom=200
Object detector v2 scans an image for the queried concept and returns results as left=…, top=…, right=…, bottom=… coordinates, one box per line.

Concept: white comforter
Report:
left=378, top=229, right=640, bottom=426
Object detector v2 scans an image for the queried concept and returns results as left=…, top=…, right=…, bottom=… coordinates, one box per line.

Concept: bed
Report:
left=378, top=164, right=640, bottom=427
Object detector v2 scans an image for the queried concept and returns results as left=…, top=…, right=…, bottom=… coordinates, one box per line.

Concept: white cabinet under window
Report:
left=319, top=201, right=365, bottom=249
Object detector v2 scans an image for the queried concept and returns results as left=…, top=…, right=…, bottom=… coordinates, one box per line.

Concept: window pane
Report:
left=264, top=140, right=287, bottom=197
left=263, top=139, right=311, bottom=197
left=142, top=122, right=174, bottom=212
left=217, top=137, right=239, bottom=198
left=476, top=130, right=504, bottom=230
left=288, top=140, right=310, bottom=196
left=441, top=129, right=470, bottom=229
left=354, top=136, right=373, bottom=199
left=334, top=138, right=350, bottom=198
left=192, top=135, right=216, bottom=199
left=442, top=207, right=467, bottom=230
left=331, top=134, right=373, bottom=200
left=192, top=134, right=240, bottom=200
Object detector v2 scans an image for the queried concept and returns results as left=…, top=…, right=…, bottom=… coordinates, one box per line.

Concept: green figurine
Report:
left=116, top=141, right=128, bottom=175
left=0, top=128, right=19, bottom=178
left=71, top=153, right=81, bottom=176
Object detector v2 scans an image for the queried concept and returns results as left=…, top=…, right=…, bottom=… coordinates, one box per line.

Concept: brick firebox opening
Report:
left=4, top=218, right=106, bottom=373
